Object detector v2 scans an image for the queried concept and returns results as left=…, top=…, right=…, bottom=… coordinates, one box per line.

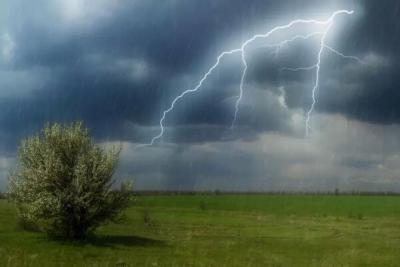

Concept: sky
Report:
left=0, top=0, right=400, bottom=192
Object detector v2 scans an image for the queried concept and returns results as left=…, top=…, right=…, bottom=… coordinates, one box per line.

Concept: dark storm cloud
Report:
left=0, top=0, right=399, bottom=148
left=2, top=0, right=400, bottom=192
left=0, top=0, right=318, bottom=148
left=276, top=1, right=400, bottom=124
left=317, top=55, right=400, bottom=124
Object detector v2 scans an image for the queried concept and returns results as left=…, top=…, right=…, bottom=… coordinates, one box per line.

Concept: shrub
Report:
left=142, top=208, right=154, bottom=226
left=8, top=122, right=132, bottom=239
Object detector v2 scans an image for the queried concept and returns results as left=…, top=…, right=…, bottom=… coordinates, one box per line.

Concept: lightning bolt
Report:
left=281, top=65, right=318, bottom=72
left=280, top=46, right=363, bottom=72
left=324, top=45, right=365, bottom=64
left=258, top=31, right=325, bottom=55
left=140, top=9, right=355, bottom=147
left=305, top=24, right=332, bottom=136
left=281, top=46, right=363, bottom=136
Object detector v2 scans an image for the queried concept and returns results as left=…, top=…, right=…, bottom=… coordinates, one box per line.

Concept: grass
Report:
left=1, top=195, right=400, bottom=266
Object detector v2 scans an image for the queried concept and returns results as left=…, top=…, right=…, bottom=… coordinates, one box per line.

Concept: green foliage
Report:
left=8, top=122, right=132, bottom=239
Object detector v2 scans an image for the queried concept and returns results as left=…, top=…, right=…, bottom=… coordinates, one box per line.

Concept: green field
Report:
left=1, top=195, right=400, bottom=266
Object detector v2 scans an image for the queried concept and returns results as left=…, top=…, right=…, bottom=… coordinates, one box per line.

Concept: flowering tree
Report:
left=9, top=122, right=132, bottom=239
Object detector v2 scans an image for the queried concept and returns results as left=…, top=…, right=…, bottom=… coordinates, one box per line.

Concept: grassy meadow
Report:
left=1, top=194, right=400, bottom=266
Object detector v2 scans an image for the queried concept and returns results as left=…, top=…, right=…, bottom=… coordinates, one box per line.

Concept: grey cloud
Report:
left=0, top=0, right=400, bottom=191
left=114, top=114, right=400, bottom=192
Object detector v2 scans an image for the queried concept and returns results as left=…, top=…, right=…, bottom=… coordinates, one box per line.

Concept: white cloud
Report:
left=1, top=32, right=15, bottom=63
left=56, top=0, right=118, bottom=26
left=115, top=58, right=150, bottom=82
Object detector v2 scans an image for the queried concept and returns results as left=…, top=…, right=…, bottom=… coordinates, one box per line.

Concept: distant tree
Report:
left=334, top=188, right=340, bottom=196
left=8, top=122, right=132, bottom=239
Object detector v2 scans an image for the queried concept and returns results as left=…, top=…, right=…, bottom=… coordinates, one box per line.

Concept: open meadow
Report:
left=1, top=194, right=400, bottom=266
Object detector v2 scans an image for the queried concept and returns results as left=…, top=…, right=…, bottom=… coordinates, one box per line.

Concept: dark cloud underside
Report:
left=0, top=0, right=399, bottom=191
